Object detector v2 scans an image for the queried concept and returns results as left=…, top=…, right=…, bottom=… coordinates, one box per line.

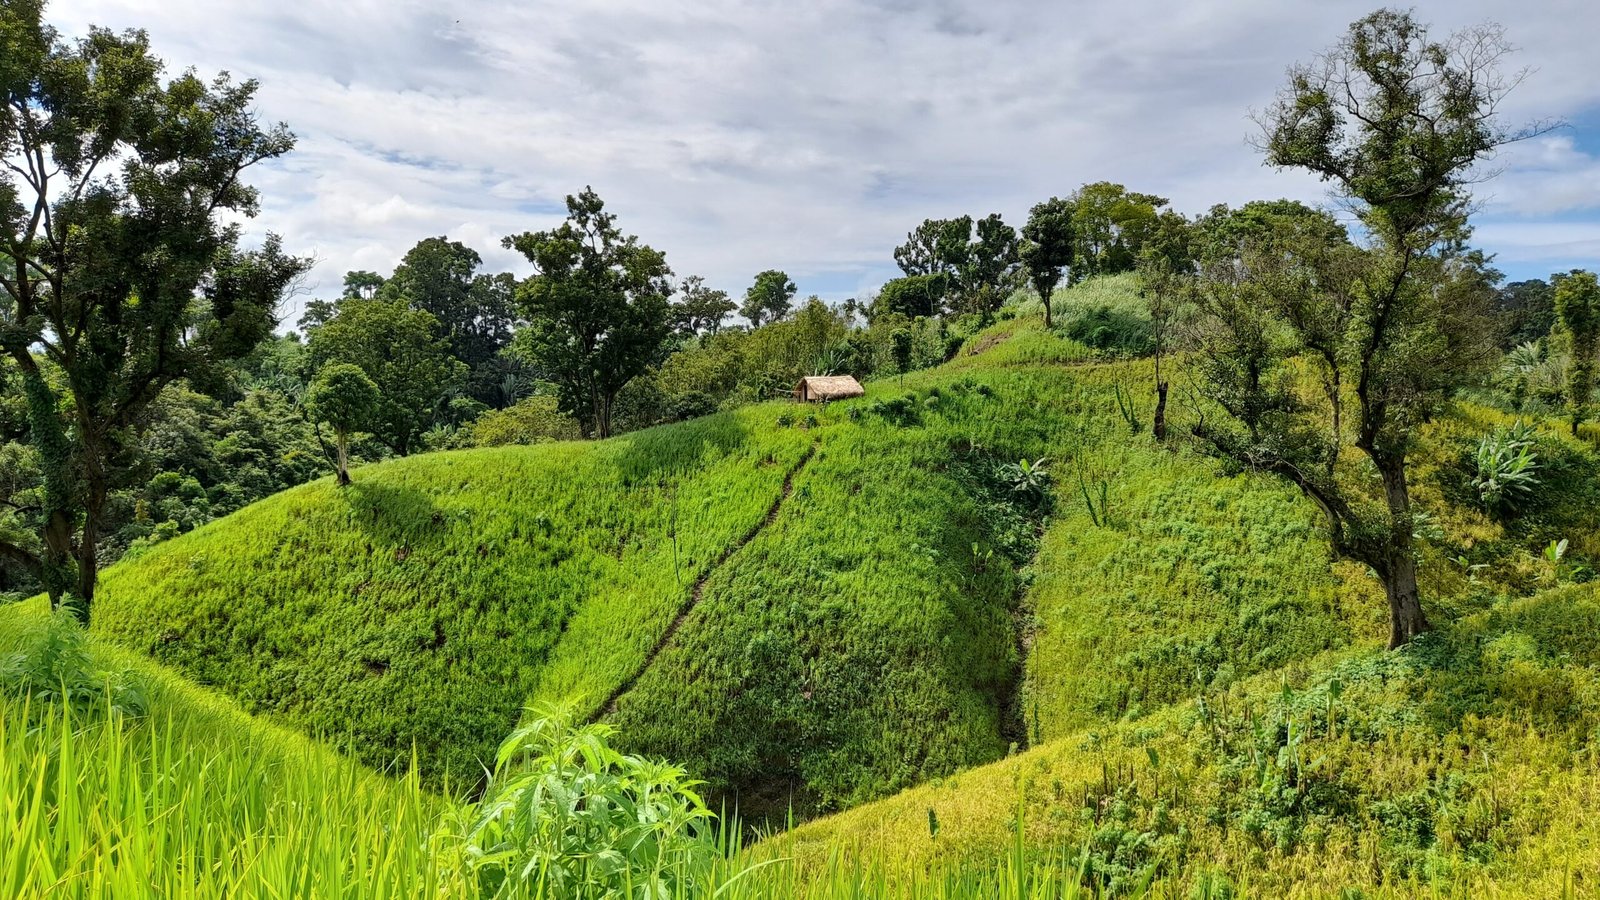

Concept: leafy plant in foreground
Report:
left=442, top=702, right=719, bottom=898
left=0, top=606, right=144, bottom=719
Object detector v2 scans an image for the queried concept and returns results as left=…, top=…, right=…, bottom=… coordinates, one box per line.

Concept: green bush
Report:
left=441, top=703, right=718, bottom=898
left=1469, top=421, right=1540, bottom=513
left=0, top=606, right=145, bottom=718
left=1063, top=306, right=1153, bottom=355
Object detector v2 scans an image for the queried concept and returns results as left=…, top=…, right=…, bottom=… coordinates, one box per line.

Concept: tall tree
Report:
left=503, top=188, right=673, bottom=439
left=741, top=269, right=797, bottom=327
left=305, top=363, right=379, bottom=487
left=1554, top=270, right=1600, bottom=435
left=893, top=216, right=972, bottom=279
left=1068, top=182, right=1168, bottom=279
left=1493, top=278, right=1555, bottom=349
left=382, top=237, right=518, bottom=406
left=1019, top=198, right=1075, bottom=329
left=960, top=213, right=1020, bottom=317
left=873, top=274, right=948, bottom=320
left=0, top=6, right=308, bottom=621
left=893, top=214, right=1018, bottom=316
left=673, top=275, right=735, bottom=336
left=341, top=270, right=386, bottom=300
left=306, top=298, right=465, bottom=456
left=297, top=298, right=338, bottom=334
left=1134, top=210, right=1194, bottom=440
left=1192, top=9, right=1531, bottom=648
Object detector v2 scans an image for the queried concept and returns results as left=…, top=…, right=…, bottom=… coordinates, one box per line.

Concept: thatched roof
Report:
left=795, top=375, right=864, bottom=401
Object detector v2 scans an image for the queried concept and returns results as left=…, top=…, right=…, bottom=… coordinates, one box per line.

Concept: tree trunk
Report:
left=597, top=392, right=614, bottom=439
left=336, top=431, right=351, bottom=486
left=1375, top=455, right=1430, bottom=647
left=1153, top=378, right=1169, bottom=442
left=19, top=365, right=79, bottom=614
left=1042, top=284, right=1053, bottom=329
left=73, top=453, right=109, bottom=625
left=1383, top=555, right=1429, bottom=649
left=1328, top=367, right=1342, bottom=478
left=40, top=508, right=76, bottom=611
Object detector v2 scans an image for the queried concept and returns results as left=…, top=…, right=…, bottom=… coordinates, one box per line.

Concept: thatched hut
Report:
left=794, top=375, right=864, bottom=403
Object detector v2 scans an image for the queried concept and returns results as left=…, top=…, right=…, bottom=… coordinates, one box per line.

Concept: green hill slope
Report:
left=19, top=275, right=1600, bottom=893
left=83, top=291, right=1369, bottom=814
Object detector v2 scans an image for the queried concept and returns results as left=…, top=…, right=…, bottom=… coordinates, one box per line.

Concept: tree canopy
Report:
left=1020, top=198, right=1075, bottom=329
left=0, top=5, right=307, bottom=619
left=307, top=298, right=465, bottom=456
left=503, top=188, right=674, bottom=439
left=381, top=237, right=518, bottom=406
left=1554, top=270, right=1600, bottom=435
left=305, top=363, right=379, bottom=486
left=741, top=269, right=797, bottom=328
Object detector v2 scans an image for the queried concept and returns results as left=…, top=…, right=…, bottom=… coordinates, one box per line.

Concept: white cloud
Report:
left=1480, top=134, right=1600, bottom=217
left=42, top=0, right=1600, bottom=319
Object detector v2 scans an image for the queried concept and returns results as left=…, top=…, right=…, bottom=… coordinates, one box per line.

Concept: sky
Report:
left=45, top=0, right=1600, bottom=321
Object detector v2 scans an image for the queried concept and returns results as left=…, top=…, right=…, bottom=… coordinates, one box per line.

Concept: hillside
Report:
left=84, top=326, right=1064, bottom=811
left=10, top=287, right=1600, bottom=894
left=748, top=305, right=1600, bottom=894
left=75, top=285, right=1372, bottom=818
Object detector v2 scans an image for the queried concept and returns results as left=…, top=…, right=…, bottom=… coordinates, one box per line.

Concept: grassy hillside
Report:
left=12, top=276, right=1600, bottom=894
left=747, top=289, right=1600, bottom=895
left=80, top=326, right=1094, bottom=810
left=765, top=581, right=1600, bottom=897
left=0, top=602, right=451, bottom=899
left=92, top=412, right=814, bottom=783
left=77, top=278, right=1429, bottom=819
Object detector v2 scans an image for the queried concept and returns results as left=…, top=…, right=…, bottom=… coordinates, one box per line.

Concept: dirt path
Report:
left=591, top=442, right=819, bottom=722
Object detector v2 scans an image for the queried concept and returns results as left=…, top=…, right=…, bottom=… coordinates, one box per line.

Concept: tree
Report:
left=297, top=298, right=338, bottom=334
left=1134, top=210, right=1194, bottom=440
left=1196, top=201, right=1357, bottom=458
left=741, top=269, right=797, bottom=327
left=1192, top=9, right=1530, bottom=648
left=673, top=275, right=735, bottom=336
left=341, top=270, right=386, bottom=300
left=893, top=216, right=972, bottom=278
left=382, top=237, right=518, bottom=406
left=305, top=364, right=379, bottom=486
left=0, top=7, right=308, bottom=621
left=458, top=395, right=581, bottom=448
left=960, top=213, right=1020, bottom=316
left=1554, top=270, right=1600, bottom=435
left=1020, top=198, right=1075, bottom=329
left=892, top=214, right=1018, bottom=316
left=873, top=274, right=948, bottom=320
left=503, top=188, right=674, bottom=439
left=1069, top=182, right=1168, bottom=278
left=1494, top=278, right=1555, bottom=349
left=307, top=298, right=465, bottom=455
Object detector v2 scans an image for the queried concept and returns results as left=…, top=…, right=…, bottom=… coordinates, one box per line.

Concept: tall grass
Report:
left=0, top=695, right=452, bottom=898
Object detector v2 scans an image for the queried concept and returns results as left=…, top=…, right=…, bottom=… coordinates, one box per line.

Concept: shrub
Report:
left=1470, top=422, right=1540, bottom=514
left=1063, top=305, right=1153, bottom=355
left=442, top=703, right=718, bottom=898
left=459, top=395, right=582, bottom=448
left=0, top=606, right=145, bottom=718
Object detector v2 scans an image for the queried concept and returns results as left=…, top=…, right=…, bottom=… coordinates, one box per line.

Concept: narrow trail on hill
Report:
left=591, top=441, right=820, bottom=722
